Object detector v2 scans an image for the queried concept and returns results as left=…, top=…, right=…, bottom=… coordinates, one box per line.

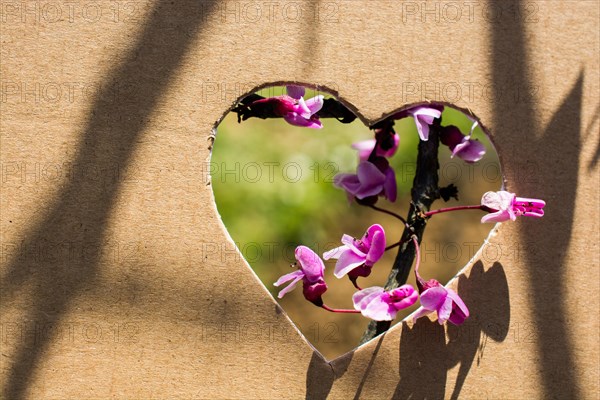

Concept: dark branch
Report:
left=359, top=119, right=442, bottom=344
left=232, top=94, right=357, bottom=124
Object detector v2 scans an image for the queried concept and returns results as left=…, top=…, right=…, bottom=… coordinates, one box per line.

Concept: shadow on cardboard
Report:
left=491, top=0, right=585, bottom=397
left=0, top=1, right=218, bottom=398
left=392, top=261, right=510, bottom=399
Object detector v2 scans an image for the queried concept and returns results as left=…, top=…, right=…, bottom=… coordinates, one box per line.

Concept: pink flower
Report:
left=480, top=190, right=546, bottom=223
left=409, top=106, right=442, bottom=141
left=412, top=279, right=469, bottom=325
left=352, top=129, right=400, bottom=161
left=333, top=158, right=397, bottom=203
left=390, top=104, right=444, bottom=141
left=440, top=125, right=486, bottom=163
left=285, top=85, right=306, bottom=99
left=392, top=105, right=444, bottom=141
left=412, top=236, right=469, bottom=325
left=352, top=285, right=419, bottom=321
left=274, top=246, right=327, bottom=305
left=323, top=224, right=386, bottom=280
left=249, top=86, right=324, bottom=129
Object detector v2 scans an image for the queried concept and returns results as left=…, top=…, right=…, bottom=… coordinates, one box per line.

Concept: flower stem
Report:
left=411, top=235, right=421, bottom=273
left=350, top=278, right=363, bottom=291
left=321, top=304, right=360, bottom=314
left=368, top=204, right=409, bottom=227
left=385, top=241, right=401, bottom=251
left=423, top=204, right=491, bottom=217
left=385, top=237, right=413, bottom=252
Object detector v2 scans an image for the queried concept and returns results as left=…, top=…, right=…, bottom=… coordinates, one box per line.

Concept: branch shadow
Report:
left=305, top=341, right=355, bottom=400
left=491, top=0, right=583, bottom=397
left=305, top=352, right=336, bottom=400
left=393, top=261, right=510, bottom=399
left=522, top=72, right=584, bottom=397
left=446, top=262, right=510, bottom=400
left=586, top=103, right=600, bottom=170
left=394, top=318, right=447, bottom=399
left=1, top=1, right=217, bottom=398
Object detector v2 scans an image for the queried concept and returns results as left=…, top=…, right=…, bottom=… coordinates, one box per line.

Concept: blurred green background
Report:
left=211, top=87, right=501, bottom=359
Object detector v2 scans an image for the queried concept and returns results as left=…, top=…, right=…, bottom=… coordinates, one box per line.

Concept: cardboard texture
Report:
left=1, top=0, right=598, bottom=398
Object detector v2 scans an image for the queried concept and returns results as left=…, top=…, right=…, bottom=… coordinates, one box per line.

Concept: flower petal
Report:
left=452, top=138, right=486, bottom=163
left=446, top=288, right=469, bottom=318
left=415, top=118, right=431, bottom=141
left=410, top=107, right=443, bottom=141
left=274, top=269, right=304, bottom=287
left=353, top=287, right=384, bottom=310
left=419, top=286, right=448, bottom=310
left=383, top=166, right=397, bottom=202
left=283, top=112, right=323, bottom=129
left=277, top=276, right=303, bottom=298
left=481, top=191, right=514, bottom=211
left=352, top=139, right=376, bottom=161
left=294, top=97, right=311, bottom=118
left=334, top=173, right=362, bottom=195
left=446, top=288, right=469, bottom=325
left=365, top=227, right=386, bottom=266
left=323, top=245, right=348, bottom=260
left=363, top=295, right=396, bottom=321
left=412, top=306, right=433, bottom=323
left=356, top=161, right=386, bottom=183
left=481, top=210, right=510, bottom=223
left=334, top=250, right=366, bottom=278
left=305, top=95, right=324, bottom=115
left=295, top=246, right=325, bottom=283
left=341, top=234, right=367, bottom=256
left=515, top=197, right=546, bottom=208
left=354, top=161, right=386, bottom=198
left=274, top=271, right=304, bottom=299
left=437, top=296, right=454, bottom=324
left=389, top=285, right=419, bottom=310
left=286, top=85, right=305, bottom=99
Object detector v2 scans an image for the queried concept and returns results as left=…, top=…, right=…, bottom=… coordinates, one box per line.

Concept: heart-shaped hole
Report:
left=210, top=85, right=502, bottom=360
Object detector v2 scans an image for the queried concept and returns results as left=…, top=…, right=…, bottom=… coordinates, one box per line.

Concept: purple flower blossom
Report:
left=410, top=106, right=442, bottom=141
left=412, top=279, right=469, bottom=325
left=333, top=158, right=397, bottom=203
left=352, top=129, right=400, bottom=161
left=412, top=239, right=469, bottom=325
left=440, top=125, right=486, bottom=163
left=285, top=85, right=306, bottom=99
left=392, top=105, right=443, bottom=141
left=352, top=285, right=419, bottom=321
left=249, top=85, right=324, bottom=129
left=274, top=246, right=327, bottom=305
left=480, top=190, right=546, bottom=223
left=323, top=224, right=386, bottom=280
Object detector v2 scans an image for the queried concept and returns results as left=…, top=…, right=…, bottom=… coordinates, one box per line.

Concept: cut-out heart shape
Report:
left=210, top=85, right=502, bottom=360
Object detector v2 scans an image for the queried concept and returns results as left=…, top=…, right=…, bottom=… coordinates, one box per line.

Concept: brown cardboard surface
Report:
left=1, top=0, right=598, bottom=398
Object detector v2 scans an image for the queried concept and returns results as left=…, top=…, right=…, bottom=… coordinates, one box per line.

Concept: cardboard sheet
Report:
left=1, top=0, right=598, bottom=398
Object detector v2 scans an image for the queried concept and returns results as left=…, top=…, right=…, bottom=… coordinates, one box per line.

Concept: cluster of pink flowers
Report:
left=261, top=89, right=546, bottom=329
left=331, top=104, right=490, bottom=206
left=248, top=85, right=324, bottom=129
left=275, top=225, right=473, bottom=323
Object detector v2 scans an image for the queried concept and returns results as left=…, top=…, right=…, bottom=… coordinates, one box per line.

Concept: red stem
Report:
left=423, top=204, right=489, bottom=217
left=411, top=235, right=421, bottom=274
left=412, top=235, right=426, bottom=289
left=321, top=304, right=361, bottom=314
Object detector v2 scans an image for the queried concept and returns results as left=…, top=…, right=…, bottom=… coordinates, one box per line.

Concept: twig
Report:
left=359, top=120, right=441, bottom=344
